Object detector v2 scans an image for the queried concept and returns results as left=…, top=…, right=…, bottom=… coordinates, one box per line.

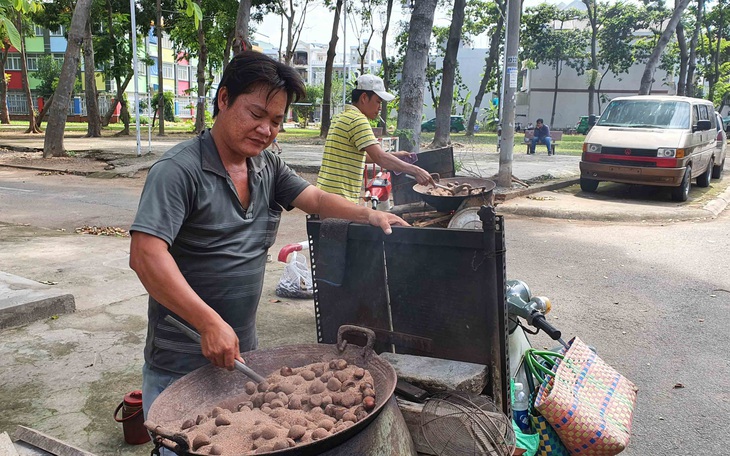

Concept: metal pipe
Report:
left=130, top=0, right=141, bottom=157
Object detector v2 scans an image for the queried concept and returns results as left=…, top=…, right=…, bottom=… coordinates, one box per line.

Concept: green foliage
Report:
left=152, top=91, right=175, bottom=122
left=292, top=84, right=323, bottom=128
left=521, top=4, right=589, bottom=76
left=35, top=54, right=61, bottom=98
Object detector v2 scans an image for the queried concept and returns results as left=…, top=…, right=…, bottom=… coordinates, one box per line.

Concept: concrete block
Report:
left=0, top=432, right=19, bottom=456
left=380, top=352, right=488, bottom=394
left=0, top=272, right=75, bottom=329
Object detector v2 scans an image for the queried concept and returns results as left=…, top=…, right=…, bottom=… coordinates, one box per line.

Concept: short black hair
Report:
left=352, top=89, right=376, bottom=104
left=213, top=51, right=306, bottom=117
left=536, top=118, right=544, bottom=123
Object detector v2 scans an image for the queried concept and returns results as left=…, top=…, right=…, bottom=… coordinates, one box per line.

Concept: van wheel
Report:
left=671, top=165, right=691, bottom=202
left=580, top=177, right=599, bottom=193
left=712, top=157, right=725, bottom=179
left=696, top=160, right=712, bottom=187
left=450, top=127, right=458, bottom=133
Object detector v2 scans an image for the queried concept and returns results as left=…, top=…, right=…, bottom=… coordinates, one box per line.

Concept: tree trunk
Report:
left=44, top=0, right=92, bottom=156
left=156, top=0, right=165, bottom=136
left=319, top=0, right=343, bottom=138
left=550, top=59, right=560, bottom=128
left=639, top=0, right=691, bottom=95
left=103, top=73, right=132, bottom=127
left=36, top=94, right=54, bottom=129
left=17, top=14, right=40, bottom=134
left=709, top=5, right=723, bottom=101
left=597, top=68, right=609, bottom=113
left=232, top=0, right=252, bottom=55
left=396, top=0, right=438, bottom=152
left=686, top=0, right=703, bottom=96
left=194, top=0, right=208, bottom=134
left=466, top=0, right=504, bottom=136
left=0, top=44, right=10, bottom=124
left=378, top=0, right=394, bottom=130
left=431, top=0, right=466, bottom=148
left=676, top=20, right=688, bottom=96
left=582, top=0, right=598, bottom=116
left=83, top=20, right=101, bottom=137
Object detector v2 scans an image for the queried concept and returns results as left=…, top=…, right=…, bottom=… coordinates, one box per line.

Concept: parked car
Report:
left=421, top=115, right=466, bottom=133
left=714, top=111, right=727, bottom=179
left=579, top=95, right=718, bottom=202
left=576, top=115, right=599, bottom=135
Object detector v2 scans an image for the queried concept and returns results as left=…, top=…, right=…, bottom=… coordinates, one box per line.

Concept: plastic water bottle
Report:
left=513, top=382, right=531, bottom=433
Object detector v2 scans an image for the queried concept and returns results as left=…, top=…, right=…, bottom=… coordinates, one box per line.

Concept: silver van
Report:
left=579, top=96, right=720, bottom=201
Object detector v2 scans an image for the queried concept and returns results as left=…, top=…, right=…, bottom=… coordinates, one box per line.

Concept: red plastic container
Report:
left=114, top=390, right=151, bottom=445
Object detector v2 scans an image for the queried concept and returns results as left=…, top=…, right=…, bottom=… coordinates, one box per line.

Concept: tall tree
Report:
left=99, top=0, right=133, bottom=133
left=0, top=41, right=10, bottom=124
left=582, top=0, right=599, bottom=116
left=43, top=0, right=92, bottom=157
left=522, top=5, right=588, bottom=127
left=430, top=0, right=465, bottom=148
left=83, top=18, right=101, bottom=137
left=232, top=0, right=252, bottom=55
left=278, top=0, right=311, bottom=65
left=685, top=0, right=703, bottom=96
left=595, top=2, right=644, bottom=112
left=466, top=0, right=504, bottom=136
left=351, top=0, right=377, bottom=75
left=639, top=0, right=692, bottom=94
left=396, top=0, right=437, bottom=152
left=378, top=0, right=393, bottom=130
left=319, top=0, right=343, bottom=138
left=15, top=11, right=41, bottom=133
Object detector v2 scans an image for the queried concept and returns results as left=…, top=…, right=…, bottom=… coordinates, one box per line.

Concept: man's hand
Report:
left=366, top=210, right=410, bottom=235
left=199, top=318, right=245, bottom=370
left=411, top=166, right=436, bottom=187
left=392, top=151, right=413, bottom=160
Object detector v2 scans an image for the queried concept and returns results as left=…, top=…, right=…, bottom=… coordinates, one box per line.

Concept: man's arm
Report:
left=291, top=186, right=409, bottom=234
left=129, top=232, right=244, bottom=370
left=363, top=143, right=435, bottom=186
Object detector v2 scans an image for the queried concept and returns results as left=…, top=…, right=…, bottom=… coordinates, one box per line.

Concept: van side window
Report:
left=699, top=105, right=710, bottom=121
left=693, top=105, right=700, bottom=126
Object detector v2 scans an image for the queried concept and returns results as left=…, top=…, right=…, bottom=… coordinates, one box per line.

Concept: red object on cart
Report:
left=363, top=164, right=392, bottom=210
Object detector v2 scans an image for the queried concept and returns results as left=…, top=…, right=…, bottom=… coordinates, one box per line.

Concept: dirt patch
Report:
left=0, top=148, right=111, bottom=174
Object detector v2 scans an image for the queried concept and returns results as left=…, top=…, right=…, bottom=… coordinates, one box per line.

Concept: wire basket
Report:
left=420, top=391, right=515, bottom=456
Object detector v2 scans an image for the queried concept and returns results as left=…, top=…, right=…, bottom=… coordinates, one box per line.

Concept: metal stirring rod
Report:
left=164, top=315, right=267, bottom=383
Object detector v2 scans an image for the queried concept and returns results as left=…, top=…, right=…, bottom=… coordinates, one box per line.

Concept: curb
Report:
left=494, top=177, right=580, bottom=202
left=497, top=181, right=730, bottom=222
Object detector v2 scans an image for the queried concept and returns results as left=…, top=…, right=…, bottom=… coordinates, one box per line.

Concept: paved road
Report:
left=0, top=167, right=729, bottom=454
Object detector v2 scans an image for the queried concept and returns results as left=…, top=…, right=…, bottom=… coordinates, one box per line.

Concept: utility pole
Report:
left=156, top=0, right=165, bottom=136
left=130, top=0, right=141, bottom=156
left=497, top=0, right=521, bottom=188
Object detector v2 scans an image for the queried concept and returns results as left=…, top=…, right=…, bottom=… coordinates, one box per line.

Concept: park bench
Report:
left=523, top=130, right=563, bottom=155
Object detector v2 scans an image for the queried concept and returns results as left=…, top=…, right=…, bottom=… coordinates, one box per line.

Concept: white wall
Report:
left=521, top=61, right=674, bottom=130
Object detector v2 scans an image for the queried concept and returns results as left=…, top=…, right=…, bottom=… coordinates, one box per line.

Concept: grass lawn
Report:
left=0, top=121, right=587, bottom=155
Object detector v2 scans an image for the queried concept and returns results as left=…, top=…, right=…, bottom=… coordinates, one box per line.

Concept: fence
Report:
left=6, top=92, right=212, bottom=121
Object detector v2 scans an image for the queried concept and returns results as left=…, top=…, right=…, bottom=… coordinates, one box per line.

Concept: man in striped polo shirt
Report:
left=317, top=74, right=434, bottom=202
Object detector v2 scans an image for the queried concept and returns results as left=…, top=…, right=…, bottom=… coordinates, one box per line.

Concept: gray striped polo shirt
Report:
left=131, top=130, right=309, bottom=375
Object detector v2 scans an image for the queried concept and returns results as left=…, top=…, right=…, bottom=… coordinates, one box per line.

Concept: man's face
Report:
left=360, top=93, right=383, bottom=120
left=536, top=121, right=543, bottom=128
left=215, top=85, right=287, bottom=158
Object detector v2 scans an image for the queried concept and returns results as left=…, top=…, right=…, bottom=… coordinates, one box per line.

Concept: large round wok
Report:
left=145, top=326, right=397, bottom=456
left=413, top=176, right=496, bottom=212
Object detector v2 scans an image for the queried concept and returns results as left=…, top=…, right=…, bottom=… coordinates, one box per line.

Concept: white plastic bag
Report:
left=275, top=251, right=313, bottom=299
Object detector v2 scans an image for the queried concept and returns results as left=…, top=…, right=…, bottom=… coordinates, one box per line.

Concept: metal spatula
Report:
left=164, top=315, right=267, bottom=383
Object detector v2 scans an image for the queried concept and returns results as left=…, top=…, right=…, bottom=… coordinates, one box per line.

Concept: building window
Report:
left=163, top=63, right=174, bottom=79
left=177, top=65, right=188, bottom=81
left=26, top=56, right=38, bottom=71
left=7, top=93, right=26, bottom=114
left=34, top=25, right=44, bottom=36
left=6, top=56, right=21, bottom=70
left=138, top=60, right=146, bottom=75
left=162, top=36, right=173, bottom=49
left=49, top=25, right=65, bottom=37
left=54, top=55, right=64, bottom=66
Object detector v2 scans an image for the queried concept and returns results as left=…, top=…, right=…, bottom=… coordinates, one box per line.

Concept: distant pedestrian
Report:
left=271, top=137, right=282, bottom=154
left=530, top=118, right=552, bottom=155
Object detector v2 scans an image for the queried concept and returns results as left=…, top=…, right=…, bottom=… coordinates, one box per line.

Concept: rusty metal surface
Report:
left=146, top=341, right=397, bottom=455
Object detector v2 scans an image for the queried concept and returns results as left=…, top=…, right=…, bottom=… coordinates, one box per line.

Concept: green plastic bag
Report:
left=512, top=419, right=539, bottom=456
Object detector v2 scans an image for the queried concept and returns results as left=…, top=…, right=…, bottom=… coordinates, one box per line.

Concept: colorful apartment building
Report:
left=5, top=25, right=204, bottom=121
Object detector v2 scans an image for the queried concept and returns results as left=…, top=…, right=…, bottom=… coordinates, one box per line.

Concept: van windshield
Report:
left=596, top=100, right=691, bottom=129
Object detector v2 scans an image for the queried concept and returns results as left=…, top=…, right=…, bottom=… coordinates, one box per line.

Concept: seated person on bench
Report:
left=530, top=118, right=552, bottom=155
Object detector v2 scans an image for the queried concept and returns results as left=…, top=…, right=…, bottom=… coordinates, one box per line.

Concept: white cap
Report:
left=356, top=74, right=395, bottom=102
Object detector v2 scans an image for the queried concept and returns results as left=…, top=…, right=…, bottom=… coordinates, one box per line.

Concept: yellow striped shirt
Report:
left=316, top=105, right=379, bottom=202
